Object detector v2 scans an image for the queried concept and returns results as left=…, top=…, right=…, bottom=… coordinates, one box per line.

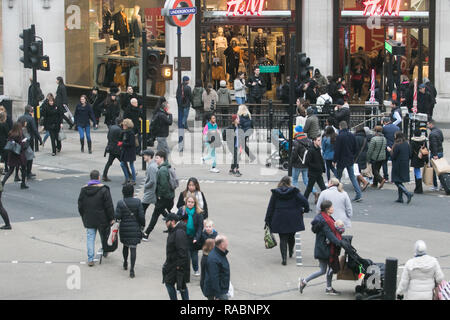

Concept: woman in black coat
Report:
left=115, top=184, right=145, bottom=278
left=0, top=111, right=11, bottom=171
left=354, top=127, right=369, bottom=191
left=304, top=136, right=327, bottom=201
left=176, top=178, right=209, bottom=219
left=410, top=129, right=428, bottom=194
left=177, top=194, right=204, bottom=276
left=74, top=95, right=97, bottom=154
left=119, top=119, right=137, bottom=185
left=265, top=176, right=310, bottom=265
left=2, top=122, right=28, bottom=189
left=40, top=94, right=63, bottom=156
left=103, top=93, right=121, bottom=128
left=388, top=132, right=413, bottom=204
left=55, top=77, right=74, bottom=129
left=299, top=200, right=343, bottom=295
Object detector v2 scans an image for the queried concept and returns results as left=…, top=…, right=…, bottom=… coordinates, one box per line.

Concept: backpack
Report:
left=168, top=167, right=179, bottom=191
left=149, top=113, right=161, bottom=138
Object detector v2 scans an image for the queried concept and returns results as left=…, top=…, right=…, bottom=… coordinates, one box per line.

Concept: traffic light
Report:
left=147, top=50, right=162, bottom=80
left=30, top=40, right=43, bottom=68
left=161, top=64, right=173, bottom=80
left=297, top=52, right=314, bottom=82
left=19, top=27, right=34, bottom=68
left=40, top=56, right=51, bottom=71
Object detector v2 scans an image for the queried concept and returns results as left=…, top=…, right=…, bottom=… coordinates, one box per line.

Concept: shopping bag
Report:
left=337, top=255, right=359, bottom=281
left=227, top=282, right=234, bottom=299
left=102, top=224, right=118, bottom=253
left=422, top=166, right=434, bottom=186
left=264, top=225, right=277, bottom=249
left=431, top=158, right=450, bottom=176
left=108, top=222, right=120, bottom=246
left=58, top=129, right=67, bottom=141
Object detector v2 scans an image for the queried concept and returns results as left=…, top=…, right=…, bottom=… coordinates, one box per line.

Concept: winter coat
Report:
left=123, top=105, right=142, bottom=134
left=265, top=187, right=309, bottom=234
left=192, top=87, right=204, bottom=109
left=55, top=84, right=68, bottom=107
left=223, top=124, right=244, bottom=152
left=417, top=91, right=433, bottom=115
left=78, top=184, right=115, bottom=229
left=40, top=100, right=63, bottom=131
left=142, top=160, right=158, bottom=204
left=354, top=131, right=368, bottom=170
left=239, top=115, right=253, bottom=133
left=74, top=104, right=96, bottom=128
left=382, top=124, right=400, bottom=148
left=89, top=93, right=105, bottom=119
left=176, top=191, right=208, bottom=219
left=6, top=134, right=27, bottom=167
left=316, top=187, right=353, bottom=228
left=202, top=90, right=219, bottom=112
left=176, top=83, right=193, bottom=109
left=234, top=79, right=246, bottom=99
left=19, top=113, right=42, bottom=146
left=334, top=129, right=357, bottom=169
left=305, top=86, right=319, bottom=104
left=152, top=108, right=173, bottom=138
left=391, top=141, right=411, bottom=183
left=115, top=198, right=145, bottom=246
left=203, top=247, right=230, bottom=298
left=0, top=122, right=9, bottom=154
left=104, top=100, right=121, bottom=127
left=429, top=127, right=444, bottom=156
left=199, top=230, right=218, bottom=250
left=311, top=213, right=341, bottom=261
left=292, top=136, right=312, bottom=169
left=120, top=129, right=136, bottom=163
left=106, top=124, right=122, bottom=156
left=410, top=136, right=428, bottom=169
left=303, top=115, right=320, bottom=139
left=200, top=254, right=209, bottom=296
left=321, top=136, right=335, bottom=161
left=367, top=134, right=387, bottom=162
left=217, top=88, right=232, bottom=106
left=306, top=145, right=326, bottom=176
left=246, top=75, right=266, bottom=100
left=397, top=255, right=445, bottom=300
left=335, top=106, right=351, bottom=127
left=176, top=207, right=204, bottom=244
left=156, top=161, right=174, bottom=200
left=163, top=222, right=190, bottom=287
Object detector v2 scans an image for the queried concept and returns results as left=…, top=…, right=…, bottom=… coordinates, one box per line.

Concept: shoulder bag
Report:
left=4, top=140, right=22, bottom=155
left=58, top=129, right=67, bottom=141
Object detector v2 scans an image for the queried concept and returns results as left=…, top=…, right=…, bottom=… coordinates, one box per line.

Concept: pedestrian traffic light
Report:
left=297, top=52, right=314, bottom=82
left=161, top=64, right=173, bottom=81
left=40, top=55, right=51, bottom=71
left=147, top=50, right=162, bottom=80
left=19, top=27, right=34, bottom=68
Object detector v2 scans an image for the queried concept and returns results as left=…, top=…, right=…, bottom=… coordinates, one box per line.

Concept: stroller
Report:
left=340, top=236, right=386, bottom=300
left=265, top=129, right=289, bottom=171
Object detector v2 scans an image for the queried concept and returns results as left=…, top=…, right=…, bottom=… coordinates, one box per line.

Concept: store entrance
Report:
left=200, top=23, right=292, bottom=101
left=338, top=24, right=430, bottom=103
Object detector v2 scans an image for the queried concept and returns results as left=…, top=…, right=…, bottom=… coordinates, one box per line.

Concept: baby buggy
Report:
left=265, top=129, right=289, bottom=171
left=340, top=236, right=386, bottom=300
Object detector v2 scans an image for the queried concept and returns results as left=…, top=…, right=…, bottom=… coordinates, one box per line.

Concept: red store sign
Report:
left=226, top=0, right=266, bottom=16
left=363, top=0, right=401, bottom=17
left=144, top=8, right=165, bottom=41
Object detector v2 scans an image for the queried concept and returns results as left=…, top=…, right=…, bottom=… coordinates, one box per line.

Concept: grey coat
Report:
left=142, top=160, right=158, bottom=205
left=303, top=115, right=320, bottom=139
left=316, top=187, right=353, bottom=228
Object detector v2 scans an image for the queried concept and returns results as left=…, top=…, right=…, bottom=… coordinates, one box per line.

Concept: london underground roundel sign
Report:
left=163, top=0, right=196, bottom=27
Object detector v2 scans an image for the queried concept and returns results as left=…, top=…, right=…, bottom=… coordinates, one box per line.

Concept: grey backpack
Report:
left=168, top=167, right=179, bottom=191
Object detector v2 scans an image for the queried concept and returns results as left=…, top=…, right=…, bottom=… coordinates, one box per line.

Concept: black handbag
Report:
left=4, top=140, right=22, bottom=155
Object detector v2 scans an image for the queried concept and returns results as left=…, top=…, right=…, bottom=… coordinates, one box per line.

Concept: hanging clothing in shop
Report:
left=254, top=35, right=267, bottom=59
left=114, top=65, right=127, bottom=90
left=113, top=11, right=130, bottom=53
left=128, top=66, right=140, bottom=89
left=97, top=63, right=107, bottom=86
left=212, top=63, right=226, bottom=91
left=103, top=62, right=117, bottom=87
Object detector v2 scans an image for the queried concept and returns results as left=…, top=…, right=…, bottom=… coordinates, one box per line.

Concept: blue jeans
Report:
left=325, top=160, right=338, bottom=181
left=203, top=143, right=216, bottom=168
left=337, top=165, right=362, bottom=199
left=43, top=131, right=50, bottom=144
left=178, top=106, right=189, bottom=129
left=305, top=259, right=333, bottom=288
left=120, top=161, right=136, bottom=182
left=165, top=284, right=189, bottom=300
left=87, top=228, right=98, bottom=262
left=292, top=167, right=316, bottom=193
left=433, top=153, right=444, bottom=187
left=414, top=168, right=422, bottom=179
left=235, top=97, right=246, bottom=105
left=382, top=151, right=391, bottom=180
left=78, top=126, right=91, bottom=142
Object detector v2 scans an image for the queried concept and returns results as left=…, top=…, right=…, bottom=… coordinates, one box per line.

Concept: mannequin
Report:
left=214, top=27, right=228, bottom=69
left=254, top=28, right=267, bottom=59
left=224, top=40, right=241, bottom=83
left=131, top=5, right=143, bottom=56
left=102, top=3, right=113, bottom=54
left=113, top=5, right=130, bottom=56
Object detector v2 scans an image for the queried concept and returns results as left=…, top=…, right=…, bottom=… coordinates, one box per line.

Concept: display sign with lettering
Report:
left=226, top=0, right=266, bottom=16
left=145, top=8, right=165, bottom=43
left=363, top=0, right=401, bottom=17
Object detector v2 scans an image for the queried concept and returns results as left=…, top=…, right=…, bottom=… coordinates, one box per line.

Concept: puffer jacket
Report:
left=156, top=161, right=175, bottom=200
left=78, top=184, right=115, bottom=229
left=217, top=88, right=232, bottom=106
left=397, top=255, right=445, bottom=300
left=429, top=127, right=444, bottom=156
left=410, top=136, right=428, bottom=168
left=367, top=134, right=387, bottom=162
left=115, top=198, right=145, bottom=246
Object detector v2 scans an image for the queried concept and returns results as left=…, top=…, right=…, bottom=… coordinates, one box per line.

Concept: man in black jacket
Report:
left=204, top=235, right=230, bottom=300
left=151, top=101, right=173, bottom=156
left=424, top=79, right=437, bottom=119
left=102, top=117, right=123, bottom=182
left=428, top=120, right=444, bottom=191
left=19, top=105, right=43, bottom=179
left=176, top=76, right=193, bottom=132
left=246, top=67, right=266, bottom=108
left=304, top=136, right=327, bottom=201
left=78, top=170, right=115, bottom=266
left=417, top=84, right=433, bottom=118
left=163, top=213, right=190, bottom=300
left=123, top=98, right=143, bottom=154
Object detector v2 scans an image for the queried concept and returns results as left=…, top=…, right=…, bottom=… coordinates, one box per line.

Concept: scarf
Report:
left=321, top=212, right=342, bottom=273
left=186, top=207, right=196, bottom=237
left=88, top=180, right=101, bottom=186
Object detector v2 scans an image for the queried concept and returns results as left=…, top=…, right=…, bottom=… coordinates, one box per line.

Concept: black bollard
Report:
left=384, top=257, right=398, bottom=300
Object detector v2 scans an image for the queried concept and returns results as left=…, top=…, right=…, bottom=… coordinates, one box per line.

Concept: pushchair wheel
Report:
left=355, top=293, right=364, bottom=300
left=355, top=285, right=363, bottom=294
left=281, top=161, right=289, bottom=171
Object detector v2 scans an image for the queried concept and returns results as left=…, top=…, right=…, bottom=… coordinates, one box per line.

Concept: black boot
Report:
left=414, top=179, right=423, bottom=194
left=21, top=182, right=29, bottom=190
left=88, top=141, right=92, bottom=154
left=395, top=188, right=404, bottom=203
left=80, top=139, right=85, bottom=153
left=280, top=244, right=287, bottom=266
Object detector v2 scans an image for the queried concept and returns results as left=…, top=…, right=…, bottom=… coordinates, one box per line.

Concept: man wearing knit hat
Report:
left=223, top=114, right=243, bottom=177
left=176, top=76, right=193, bottom=133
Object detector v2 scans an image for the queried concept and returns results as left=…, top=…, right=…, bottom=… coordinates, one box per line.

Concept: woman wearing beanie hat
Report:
left=223, top=114, right=243, bottom=177
left=397, top=240, right=445, bottom=300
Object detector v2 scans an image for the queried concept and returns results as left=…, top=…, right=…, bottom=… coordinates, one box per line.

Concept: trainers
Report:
left=326, top=288, right=341, bottom=295
left=352, top=197, right=362, bottom=203
left=142, top=233, right=149, bottom=242
left=234, top=171, right=242, bottom=177
left=88, top=261, right=94, bottom=267
left=298, top=278, right=306, bottom=294
left=194, top=271, right=200, bottom=276
left=201, top=157, right=205, bottom=165
left=210, top=168, right=220, bottom=173
left=229, top=170, right=235, bottom=175
left=429, top=186, right=438, bottom=192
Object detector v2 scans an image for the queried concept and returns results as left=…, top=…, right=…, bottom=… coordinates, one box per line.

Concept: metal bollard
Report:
left=295, top=232, right=302, bottom=266
left=383, top=257, right=398, bottom=300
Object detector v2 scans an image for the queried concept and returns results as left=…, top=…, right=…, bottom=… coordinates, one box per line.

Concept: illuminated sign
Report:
left=363, top=0, right=401, bottom=17
left=161, top=64, right=173, bottom=80
left=226, top=0, right=266, bottom=16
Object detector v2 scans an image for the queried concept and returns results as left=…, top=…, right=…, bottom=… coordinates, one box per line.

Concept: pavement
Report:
left=0, top=121, right=449, bottom=300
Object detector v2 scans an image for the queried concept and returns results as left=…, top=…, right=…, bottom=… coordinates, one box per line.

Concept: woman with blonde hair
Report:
left=200, top=238, right=216, bottom=297
left=118, top=118, right=136, bottom=185
left=316, top=178, right=353, bottom=228
left=177, top=194, right=204, bottom=276
left=237, top=104, right=255, bottom=162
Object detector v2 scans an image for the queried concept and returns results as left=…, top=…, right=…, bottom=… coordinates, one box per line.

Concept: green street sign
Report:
left=385, top=41, right=393, bottom=54
left=259, top=65, right=280, bottom=73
